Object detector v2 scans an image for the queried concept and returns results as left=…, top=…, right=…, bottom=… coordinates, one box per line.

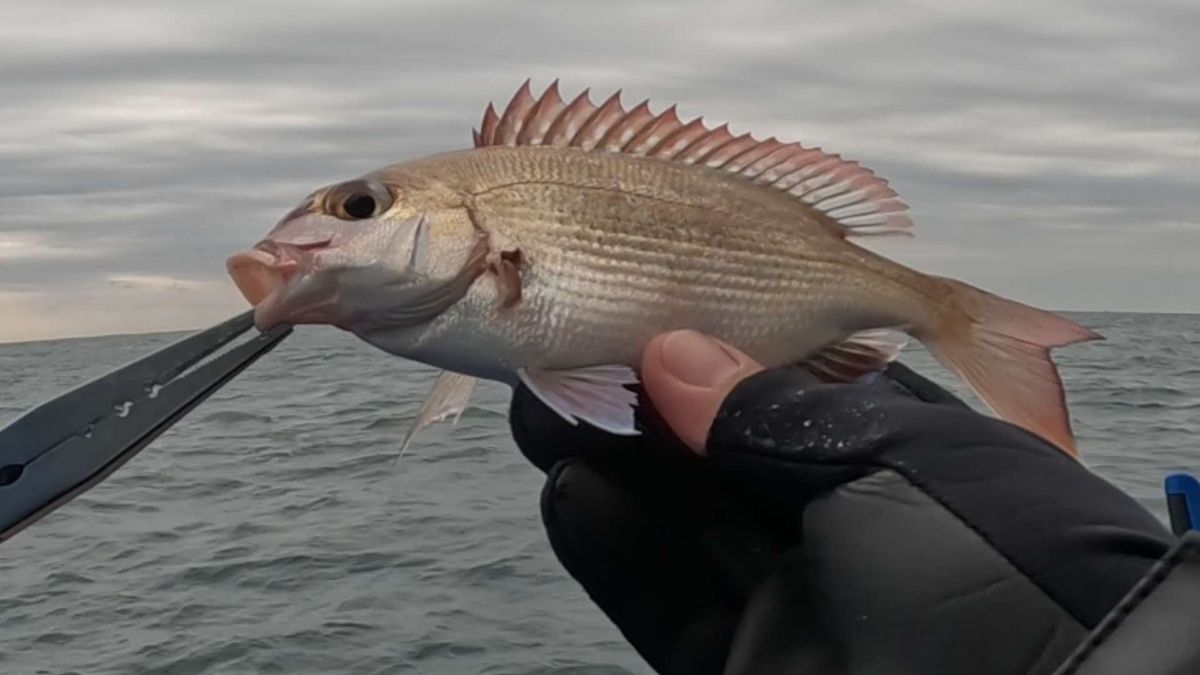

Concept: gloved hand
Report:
left=509, top=330, right=1175, bottom=675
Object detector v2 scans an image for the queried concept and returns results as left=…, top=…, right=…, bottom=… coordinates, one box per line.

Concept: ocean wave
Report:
left=196, top=410, right=276, bottom=425
left=2, top=312, right=1192, bottom=674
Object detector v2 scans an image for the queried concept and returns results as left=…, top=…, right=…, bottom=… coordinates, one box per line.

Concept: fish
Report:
left=226, top=79, right=1101, bottom=457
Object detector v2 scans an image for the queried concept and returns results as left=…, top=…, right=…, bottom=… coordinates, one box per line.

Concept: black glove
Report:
left=509, top=361, right=1175, bottom=675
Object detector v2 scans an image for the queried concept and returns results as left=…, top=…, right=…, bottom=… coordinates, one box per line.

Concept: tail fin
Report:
left=922, top=278, right=1101, bottom=457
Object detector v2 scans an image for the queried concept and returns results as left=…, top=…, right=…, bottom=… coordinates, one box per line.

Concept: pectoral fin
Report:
left=517, top=365, right=641, bottom=435
left=400, top=370, right=479, bottom=453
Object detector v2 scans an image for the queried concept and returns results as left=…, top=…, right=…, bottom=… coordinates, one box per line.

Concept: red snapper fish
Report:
left=226, top=80, right=1099, bottom=456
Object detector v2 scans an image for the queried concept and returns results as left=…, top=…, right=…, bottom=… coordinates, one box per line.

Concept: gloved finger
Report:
left=635, top=330, right=967, bottom=456
left=880, top=361, right=972, bottom=408
left=512, top=383, right=794, bottom=590
left=706, top=365, right=1176, bottom=630
left=540, top=458, right=741, bottom=675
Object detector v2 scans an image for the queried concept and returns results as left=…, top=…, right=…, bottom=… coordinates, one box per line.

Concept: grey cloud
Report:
left=0, top=0, right=1196, bottom=340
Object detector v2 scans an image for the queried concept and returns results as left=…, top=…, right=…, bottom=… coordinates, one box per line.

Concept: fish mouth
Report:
left=226, top=239, right=341, bottom=331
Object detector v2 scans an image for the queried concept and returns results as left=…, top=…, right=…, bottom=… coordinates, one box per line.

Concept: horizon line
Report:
left=1, top=307, right=1196, bottom=347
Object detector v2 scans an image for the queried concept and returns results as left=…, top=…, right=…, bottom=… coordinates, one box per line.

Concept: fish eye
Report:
left=342, top=193, right=377, bottom=219
left=329, top=180, right=393, bottom=221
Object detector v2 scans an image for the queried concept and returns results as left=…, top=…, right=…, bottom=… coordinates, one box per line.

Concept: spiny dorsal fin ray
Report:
left=472, top=81, right=913, bottom=238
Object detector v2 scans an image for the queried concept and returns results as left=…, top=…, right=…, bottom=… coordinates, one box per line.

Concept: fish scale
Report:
left=389, top=145, right=906, bottom=367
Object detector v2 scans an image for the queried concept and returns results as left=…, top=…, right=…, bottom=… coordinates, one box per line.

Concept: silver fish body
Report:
left=358, top=146, right=935, bottom=384
left=227, top=81, right=1098, bottom=455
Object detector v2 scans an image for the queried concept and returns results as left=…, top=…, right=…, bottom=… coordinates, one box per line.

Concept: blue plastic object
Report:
left=1165, top=473, right=1200, bottom=536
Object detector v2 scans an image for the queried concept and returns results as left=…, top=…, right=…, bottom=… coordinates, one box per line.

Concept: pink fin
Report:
left=924, top=278, right=1102, bottom=458
left=650, top=116, right=708, bottom=159
left=543, top=88, right=594, bottom=147
left=676, top=123, right=735, bottom=165
left=517, top=365, right=641, bottom=435
left=475, top=103, right=500, bottom=147
left=400, top=370, right=478, bottom=455
left=493, top=79, right=537, bottom=145
left=517, top=80, right=566, bottom=145
left=798, top=329, right=909, bottom=382
left=572, top=91, right=626, bottom=150
left=598, top=99, right=655, bottom=151
left=474, top=81, right=913, bottom=237
left=623, top=104, right=681, bottom=155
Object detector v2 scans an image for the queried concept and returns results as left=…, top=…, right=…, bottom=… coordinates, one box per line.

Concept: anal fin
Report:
left=400, top=370, right=479, bottom=453
left=517, top=365, right=641, bottom=435
left=796, top=328, right=909, bottom=383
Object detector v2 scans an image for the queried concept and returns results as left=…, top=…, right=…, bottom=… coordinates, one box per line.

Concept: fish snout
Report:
left=225, top=239, right=340, bottom=331
left=225, top=240, right=316, bottom=302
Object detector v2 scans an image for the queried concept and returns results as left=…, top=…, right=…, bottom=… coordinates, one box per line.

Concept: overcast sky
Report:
left=0, top=0, right=1196, bottom=342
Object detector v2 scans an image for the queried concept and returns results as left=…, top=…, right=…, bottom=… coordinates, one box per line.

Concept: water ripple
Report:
left=0, top=312, right=1195, bottom=673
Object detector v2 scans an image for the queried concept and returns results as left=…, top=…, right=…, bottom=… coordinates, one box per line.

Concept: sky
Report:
left=0, top=0, right=1196, bottom=343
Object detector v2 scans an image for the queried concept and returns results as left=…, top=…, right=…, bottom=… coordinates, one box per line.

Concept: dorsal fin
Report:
left=472, top=79, right=913, bottom=238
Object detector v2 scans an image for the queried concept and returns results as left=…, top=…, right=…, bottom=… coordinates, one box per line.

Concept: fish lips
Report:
left=226, top=241, right=342, bottom=331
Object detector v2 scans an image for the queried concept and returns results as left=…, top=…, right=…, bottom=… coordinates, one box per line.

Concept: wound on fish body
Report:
left=226, top=78, right=1101, bottom=458
left=490, top=249, right=524, bottom=309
